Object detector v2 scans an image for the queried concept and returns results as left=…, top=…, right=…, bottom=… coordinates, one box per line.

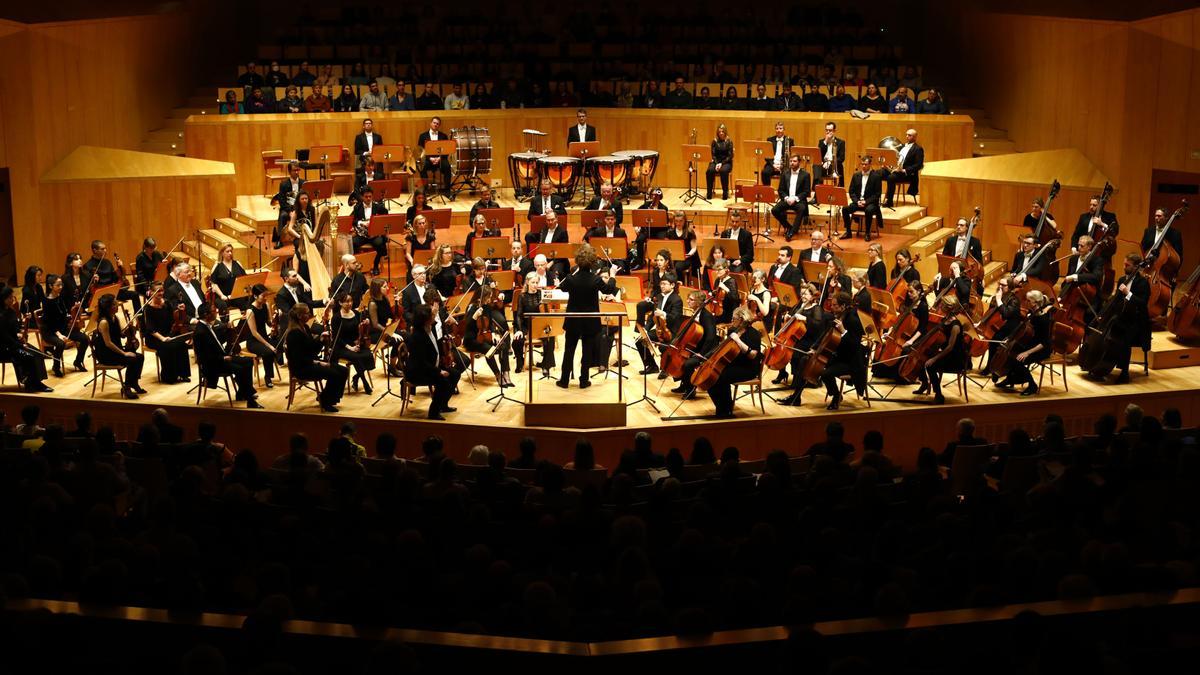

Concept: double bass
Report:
left=1144, top=200, right=1188, bottom=321
left=1168, top=262, right=1200, bottom=342
left=1090, top=182, right=1118, bottom=259
left=1051, top=244, right=1101, bottom=355
left=960, top=206, right=985, bottom=285
left=1077, top=282, right=1131, bottom=376
left=1031, top=180, right=1063, bottom=246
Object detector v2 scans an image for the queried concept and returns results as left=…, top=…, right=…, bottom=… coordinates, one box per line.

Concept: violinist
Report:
left=1071, top=194, right=1120, bottom=265
left=329, top=290, right=376, bottom=395
left=406, top=304, right=461, bottom=420
left=509, top=242, right=535, bottom=280
left=912, top=294, right=969, bottom=405
left=669, top=290, right=719, bottom=400
left=244, top=284, right=278, bottom=387
left=747, top=270, right=773, bottom=330
left=62, top=253, right=86, bottom=305
left=1063, top=235, right=1103, bottom=316
left=1141, top=207, right=1183, bottom=261
left=707, top=306, right=762, bottom=419
left=141, top=281, right=192, bottom=384
left=866, top=243, right=887, bottom=289
left=134, top=237, right=165, bottom=296
left=284, top=303, right=348, bottom=413
left=799, top=230, right=832, bottom=270
left=585, top=182, right=624, bottom=226
left=468, top=186, right=500, bottom=222
left=709, top=260, right=741, bottom=323
left=820, top=292, right=867, bottom=410
left=21, top=266, right=46, bottom=316
left=195, top=302, right=262, bottom=408
left=637, top=249, right=674, bottom=332
left=891, top=248, right=921, bottom=285
left=405, top=189, right=431, bottom=224
left=720, top=209, right=754, bottom=271
left=637, top=273, right=683, bottom=376
left=0, top=286, right=52, bottom=393
left=40, top=274, right=90, bottom=376
left=93, top=293, right=146, bottom=399
left=459, top=256, right=498, bottom=300
left=593, top=266, right=625, bottom=372
left=464, top=286, right=514, bottom=387
left=84, top=240, right=140, bottom=307
left=167, top=263, right=206, bottom=318
left=1085, top=253, right=1149, bottom=385
left=404, top=213, right=436, bottom=281
left=982, top=275, right=1023, bottom=377
left=768, top=246, right=802, bottom=295
left=555, top=244, right=619, bottom=389
left=366, top=278, right=405, bottom=377
left=329, top=254, right=368, bottom=306
left=209, top=243, right=247, bottom=311
left=1012, top=234, right=1053, bottom=284
left=512, top=271, right=552, bottom=376
left=665, top=210, right=699, bottom=280
left=274, top=268, right=324, bottom=319
left=427, top=244, right=460, bottom=298
left=870, top=282, right=929, bottom=382
left=774, top=283, right=826, bottom=391
left=932, top=261, right=971, bottom=308
left=822, top=257, right=852, bottom=303
left=350, top=185, right=389, bottom=274
left=851, top=271, right=872, bottom=314
left=997, top=290, right=1053, bottom=397
left=584, top=210, right=628, bottom=267
left=464, top=214, right=501, bottom=265
left=400, top=265, right=431, bottom=326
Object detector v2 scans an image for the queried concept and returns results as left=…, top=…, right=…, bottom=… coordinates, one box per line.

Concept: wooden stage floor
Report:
left=6, top=326, right=1198, bottom=471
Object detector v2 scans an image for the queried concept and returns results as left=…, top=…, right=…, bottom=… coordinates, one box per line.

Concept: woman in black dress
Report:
left=366, top=278, right=405, bottom=377
left=21, top=266, right=45, bottom=316
left=666, top=211, right=699, bottom=281
left=706, top=123, right=734, bottom=200
left=404, top=212, right=436, bottom=282
left=243, top=284, right=278, bottom=387
left=209, top=243, right=247, bottom=311
left=285, top=303, right=348, bottom=412
left=426, top=244, right=460, bottom=299
left=512, top=271, right=550, bottom=375
left=866, top=243, right=888, bottom=289
left=405, top=189, right=430, bottom=225
left=891, top=248, right=921, bottom=285
left=871, top=282, right=930, bottom=382
left=40, top=274, right=90, bottom=376
left=92, top=293, right=146, bottom=399
left=141, top=281, right=191, bottom=384
left=283, top=191, right=318, bottom=285
left=1000, top=289, right=1054, bottom=396
left=0, top=286, right=51, bottom=393
left=912, top=294, right=970, bottom=405
left=61, top=252, right=86, bottom=306
left=707, top=307, right=762, bottom=419
left=463, top=286, right=513, bottom=387
left=329, top=291, right=376, bottom=395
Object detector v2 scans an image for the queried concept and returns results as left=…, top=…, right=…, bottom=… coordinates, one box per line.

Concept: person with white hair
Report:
left=400, top=264, right=429, bottom=326
left=329, top=253, right=368, bottom=306
left=997, top=289, right=1054, bottom=397
left=166, top=261, right=206, bottom=317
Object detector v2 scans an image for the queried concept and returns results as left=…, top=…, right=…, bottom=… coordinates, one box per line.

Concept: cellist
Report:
left=870, top=281, right=929, bottom=382
left=706, top=306, right=762, bottom=419
left=464, top=286, right=514, bottom=388
left=997, top=290, right=1053, bottom=397
left=912, top=294, right=970, bottom=405
left=637, top=273, right=683, bottom=377
left=779, top=283, right=827, bottom=402
left=669, top=291, right=719, bottom=401
left=819, top=291, right=867, bottom=410
left=982, top=275, right=1023, bottom=378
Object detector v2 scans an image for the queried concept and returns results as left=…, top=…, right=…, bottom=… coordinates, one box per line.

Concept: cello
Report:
left=1031, top=180, right=1063, bottom=246
left=874, top=300, right=922, bottom=366
left=1168, top=263, right=1200, bottom=342
left=764, top=307, right=810, bottom=371
left=1077, top=281, right=1131, bottom=376
left=799, top=316, right=844, bottom=387
left=690, top=315, right=749, bottom=391
left=660, top=296, right=709, bottom=379
left=1144, top=200, right=1188, bottom=321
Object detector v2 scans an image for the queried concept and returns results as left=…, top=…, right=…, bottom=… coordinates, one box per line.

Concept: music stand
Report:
left=589, top=237, right=628, bottom=266
left=814, top=184, right=848, bottom=241
left=791, top=145, right=820, bottom=174
left=534, top=242, right=579, bottom=262
left=529, top=213, right=569, bottom=237
left=422, top=139, right=457, bottom=203
left=612, top=275, right=645, bottom=301
left=84, top=283, right=121, bottom=333
left=419, top=208, right=452, bottom=233
left=743, top=184, right=778, bottom=244
left=335, top=214, right=354, bottom=237
left=471, top=236, right=511, bottom=261
left=699, top=237, right=736, bottom=266
left=307, top=146, right=343, bottom=181
left=371, top=213, right=407, bottom=281
left=631, top=209, right=669, bottom=266
left=646, top=238, right=686, bottom=265
left=568, top=141, right=601, bottom=202
left=478, top=207, right=515, bottom=233
left=370, top=178, right=407, bottom=209
left=742, top=140, right=773, bottom=185
left=773, top=282, right=799, bottom=309
left=230, top=271, right=269, bottom=303
left=305, top=179, right=335, bottom=206
left=371, top=318, right=405, bottom=406
left=528, top=316, right=566, bottom=389
left=800, top=260, right=827, bottom=285
left=681, top=144, right=711, bottom=205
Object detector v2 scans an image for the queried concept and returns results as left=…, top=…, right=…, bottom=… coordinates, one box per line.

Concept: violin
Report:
left=1144, top=200, right=1188, bottom=320
left=475, top=301, right=493, bottom=344
left=171, top=303, right=188, bottom=336
left=763, top=306, right=810, bottom=371
left=113, top=253, right=130, bottom=289
left=391, top=291, right=407, bottom=332
left=119, top=305, right=140, bottom=352
left=1168, top=262, right=1200, bottom=342
left=1031, top=180, right=1063, bottom=246
left=690, top=317, right=747, bottom=391
left=357, top=315, right=371, bottom=351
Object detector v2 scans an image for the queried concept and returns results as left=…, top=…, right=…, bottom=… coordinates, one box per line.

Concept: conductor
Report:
left=556, top=243, right=619, bottom=389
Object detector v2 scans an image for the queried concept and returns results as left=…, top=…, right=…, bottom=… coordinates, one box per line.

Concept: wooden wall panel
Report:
left=186, top=110, right=975, bottom=197
left=40, top=176, right=238, bottom=265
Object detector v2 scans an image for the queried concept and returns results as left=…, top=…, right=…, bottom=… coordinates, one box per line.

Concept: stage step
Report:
left=182, top=240, right=219, bottom=269
left=160, top=117, right=186, bottom=131
left=973, top=125, right=1008, bottom=140
left=982, top=260, right=1008, bottom=286
left=138, top=139, right=184, bottom=156
left=197, top=228, right=252, bottom=267
left=146, top=129, right=185, bottom=143
left=1135, top=332, right=1200, bottom=370
left=901, top=216, right=942, bottom=239
left=215, top=217, right=257, bottom=241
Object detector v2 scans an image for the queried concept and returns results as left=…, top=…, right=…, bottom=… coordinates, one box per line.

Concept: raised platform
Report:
left=4, top=326, right=1197, bottom=473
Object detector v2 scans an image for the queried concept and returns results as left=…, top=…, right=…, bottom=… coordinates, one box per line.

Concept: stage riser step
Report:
left=215, top=217, right=257, bottom=241
left=197, top=230, right=252, bottom=267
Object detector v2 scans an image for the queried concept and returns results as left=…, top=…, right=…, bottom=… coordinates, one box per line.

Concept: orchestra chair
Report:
left=885, top=173, right=917, bottom=206
left=285, top=368, right=325, bottom=410
left=398, top=380, right=436, bottom=416
left=328, top=148, right=356, bottom=193
left=240, top=350, right=264, bottom=386
left=939, top=368, right=972, bottom=403
left=262, top=150, right=287, bottom=197
left=85, top=353, right=126, bottom=399
left=0, top=357, right=11, bottom=386
left=194, top=360, right=235, bottom=407
left=732, top=376, right=767, bottom=414
left=141, top=342, right=163, bottom=382
left=1035, top=354, right=1070, bottom=393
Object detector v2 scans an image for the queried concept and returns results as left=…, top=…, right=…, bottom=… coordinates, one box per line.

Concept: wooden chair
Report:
left=732, top=376, right=767, bottom=414
left=262, top=150, right=287, bottom=197
left=86, top=353, right=126, bottom=398
left=195, top=362, right=235, bottom=407
left=1036, top=354, right=1069, bottom=392
left=398, top=380, right=436, bottom=416
left=286, top=373, right=324, bottom=410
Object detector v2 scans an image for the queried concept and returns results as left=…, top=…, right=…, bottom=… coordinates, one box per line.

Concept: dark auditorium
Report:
left=1, top=0, right=1200, bottom=672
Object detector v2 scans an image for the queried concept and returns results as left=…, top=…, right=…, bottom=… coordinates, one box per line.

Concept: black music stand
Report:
left=371, top=319, right=406, bottom=406
left=814, top=184, right=848, bottom=249
left=681, top=143, right=711, bottom=205
left=743, top=184, right=778, bottom=245
left=423, top=139, right=456, bottom=204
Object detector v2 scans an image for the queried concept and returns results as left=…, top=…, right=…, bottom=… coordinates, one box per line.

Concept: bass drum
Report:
left=451, top=126, right=492, bottom=175
left=613, top=149, right=659, bottom=196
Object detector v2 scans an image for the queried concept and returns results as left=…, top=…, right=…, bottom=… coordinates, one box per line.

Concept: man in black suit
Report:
left=272, top=163, right=305, bottom=239
left=528, top=180, right=567, bottom=218
left=796, top=230, right=832, bottom=275
left=1141, top=207, right=1184, bottom=261
left=819, top=292, right=866, bottom=410
left=762, top=122, right=794, bottom=184
left=884, top=128, right=925, bottom=207
left=842, top=158, right=884, bottom=241
left=1062, top=235, right=1104, bottom=317
left=166, top=262, right=206, bottom=318
left=767, top=246, right=803, bottom=297
left=468, top=186, right=500, bottom=222
left=400, top=265, right=431, bottom=326
left=721, top=212, right=755, bottom=272
left=568, top=108, right=597, bottom=145
left=1071, top=194, right=1119, bottom=266
left=772, top=155, right=811, bottom=240
left=507, top=242, right=535, bottom=280
left=584, top=210, right=628, bottom=273
left=1085, top=253, right=1150, bottom=384
left=352, top=118, right=383, bottom=168
left=525, top=211, right=570, bottom=280
left=416, top=116, right=452, bottom=195
left=637, top=273, right=684, bottom=375
left=194, top=303, right=262, bottom=408
left=1011, top=234, right=1053, bottom=284
left=556, top=245, right=619, bottom=388
left=942, top=217, right=984, bottom=262
left=669, top=290, right=720, bottom=398
left=814, top=122, right=846, bottom=188
left=585, top=182, right=623, bottom=225
left=273, top=269, right=324, bottom=319
left=406, top=304, right=461, bottom=419
left=350, top=186, right=389, bottom=273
